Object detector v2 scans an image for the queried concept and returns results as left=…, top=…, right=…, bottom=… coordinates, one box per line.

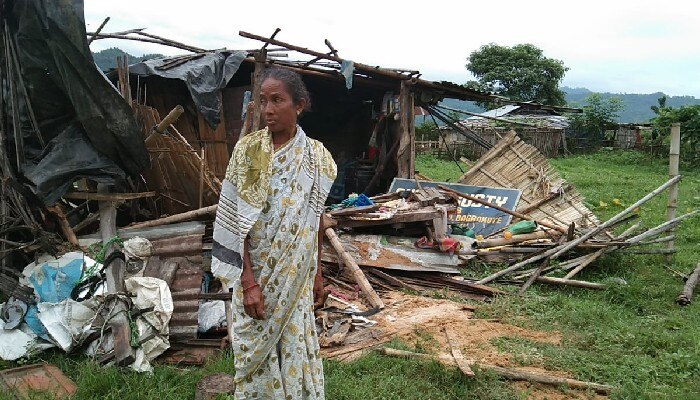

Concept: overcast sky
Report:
left=85, top=0, right=700, bottom=97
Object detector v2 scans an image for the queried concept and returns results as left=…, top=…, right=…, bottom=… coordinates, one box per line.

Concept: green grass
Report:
left=415, top=154, right=470, bottom=182
left=2, top=149, right=699, bottom=399
left=420, top=149, right=700, bottom=399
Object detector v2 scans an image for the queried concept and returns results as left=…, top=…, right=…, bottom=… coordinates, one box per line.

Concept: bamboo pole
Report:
left=533, top=276, right=606, bottom=290
left=518, top=259, right=549, bottom=295
left=438, top=185, right=568, bottom=234
left=325, top=228, right=384, bottom=309
left=380, top=348, right=613, bottom=394
left=239, top=31, right=418, bottom=83
left=624, top=210, right=698, bottom=244
left=133, top=31, right=207, bottom=53
left=477, top=176, right=682, bottom=285
left=666, top=123, right=681, bottom=263
left=124, top=205, right=218, bottom=230
left=560, top=221, right=643, bottom=279
left=155, top=105, right=184, bottom=133
left=250, top=51, right=267, bottom=133
left=475, top=231, right=555, bottom=248
left=87, top=32, right=204, bottom=53
left=88, top=17, right=110, bottom=45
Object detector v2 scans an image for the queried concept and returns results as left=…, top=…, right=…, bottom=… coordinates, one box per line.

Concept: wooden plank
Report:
left=337, top=208, right=441, bottom=228
left=444, top=326, right=474, bottom=376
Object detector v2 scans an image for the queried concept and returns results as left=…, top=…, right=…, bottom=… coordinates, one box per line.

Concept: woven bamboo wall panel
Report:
left=459, top=132, right=599, bottom=231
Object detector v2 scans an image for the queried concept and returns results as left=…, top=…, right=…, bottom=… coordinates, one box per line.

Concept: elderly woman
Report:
left=212, top=67, right=336, bottom=399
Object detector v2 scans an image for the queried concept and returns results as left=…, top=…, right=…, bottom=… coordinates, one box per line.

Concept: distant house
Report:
left=438, top=104, right=571, bottom=158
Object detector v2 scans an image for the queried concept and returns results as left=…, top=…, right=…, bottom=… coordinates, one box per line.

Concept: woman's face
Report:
left=260, top=78, right=305, bottom=134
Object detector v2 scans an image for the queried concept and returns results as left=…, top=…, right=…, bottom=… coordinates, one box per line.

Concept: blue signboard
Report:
left=388, top=178, right=522, bottom=237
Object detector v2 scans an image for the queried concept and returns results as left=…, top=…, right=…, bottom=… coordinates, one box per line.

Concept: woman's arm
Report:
left=241, top=238, right=266, bottom=319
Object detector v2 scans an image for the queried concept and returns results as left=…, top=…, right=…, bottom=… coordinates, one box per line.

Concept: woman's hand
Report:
left=242, top=282, right=266, bottom=320
left=313, top=272, right=326, bottom=309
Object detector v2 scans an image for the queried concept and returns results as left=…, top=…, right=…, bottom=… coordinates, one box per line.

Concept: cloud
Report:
left=84, top=0, right=700, bottom=96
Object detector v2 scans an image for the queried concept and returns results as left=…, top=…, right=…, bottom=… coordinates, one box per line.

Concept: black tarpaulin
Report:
left=128, top=51, right=247, bottom=129
left=1, top=0, right=149, bottom=205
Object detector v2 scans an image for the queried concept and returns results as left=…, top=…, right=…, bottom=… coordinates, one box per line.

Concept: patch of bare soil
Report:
left=370, top=291, right=605, bottom=399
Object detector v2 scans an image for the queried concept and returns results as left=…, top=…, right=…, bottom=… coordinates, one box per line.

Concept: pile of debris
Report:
left=2, top=3, right=699, bottom=398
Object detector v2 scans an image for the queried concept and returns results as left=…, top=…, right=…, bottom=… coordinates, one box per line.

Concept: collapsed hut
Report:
left=107, top=30, right=581, bottom=214
left=2, top=5, right=697, bottom=398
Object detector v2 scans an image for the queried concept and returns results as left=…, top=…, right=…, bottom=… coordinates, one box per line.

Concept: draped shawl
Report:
left=212, top=126, right=336, bottom=398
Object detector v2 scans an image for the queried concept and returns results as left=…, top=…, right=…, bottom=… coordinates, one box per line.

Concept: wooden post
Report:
left=97, top=184, right=135, bottom=366
left=666, top=123, right=680, bottom=263
left=250, top=51, right=267, bottom=133
left=325, top=228, right=384, bottom=309
left=199, top=148, right=205, bottom=209
left=397, top=80, right=415, bottom=178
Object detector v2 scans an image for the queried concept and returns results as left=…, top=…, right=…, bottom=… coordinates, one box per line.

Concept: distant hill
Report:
left=92, top=48, right=163, bottom=72
left=562, top=87, right=700, bottom=123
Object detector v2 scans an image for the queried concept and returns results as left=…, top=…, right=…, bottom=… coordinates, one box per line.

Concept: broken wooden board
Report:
left=336, top=207, right=443, bottom=229
left=322, top=234, right=461, bottom=274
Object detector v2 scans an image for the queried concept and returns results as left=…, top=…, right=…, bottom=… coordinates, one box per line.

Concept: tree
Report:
left=416, top=120, right=439, bottom=140
left=650, top=105, right=700, bottom=163
left=650, top=95, right=667, bottom=115
left=466, top=43, right=568, bottom=107
left=568, top=93, right=624, bottom=141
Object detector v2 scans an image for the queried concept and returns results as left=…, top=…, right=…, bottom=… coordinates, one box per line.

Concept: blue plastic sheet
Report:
left=24, top=258, right=83, bottom=338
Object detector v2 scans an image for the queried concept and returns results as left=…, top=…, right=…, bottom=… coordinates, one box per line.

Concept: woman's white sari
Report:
left=212, top=126, right=336, bottom=399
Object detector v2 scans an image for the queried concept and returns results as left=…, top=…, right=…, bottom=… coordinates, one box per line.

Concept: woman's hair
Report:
left=260, top=67, right=311, bottom=111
